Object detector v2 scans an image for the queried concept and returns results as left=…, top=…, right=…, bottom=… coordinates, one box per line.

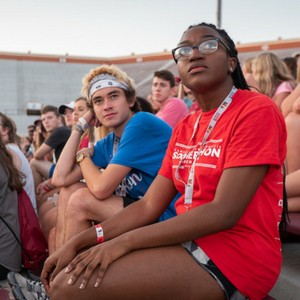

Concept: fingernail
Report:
left=68, top=279, right=73, bottom=285
left=65, top=267, right=69, bottom=273
left=94, top=282, right=99, bottom=288
left=79, top=283, right=84, bottom=289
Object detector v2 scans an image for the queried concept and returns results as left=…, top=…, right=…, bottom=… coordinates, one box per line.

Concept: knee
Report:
left=59, top=184, right=84, bottom=202
left=59, top=186, right=75, bottom=198
left=40, top=208, right=57, bottom=237
left=30, top=158, right=38, bottom=170
left=50, top=271, right=73, bottom=300
left=66, top=188, right=90, bottom=218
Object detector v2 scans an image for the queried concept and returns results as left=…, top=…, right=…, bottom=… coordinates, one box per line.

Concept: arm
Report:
left=286, top=169, right=300, bottom=198
left=41, top=174, right=177, bottom=289
left=8, top=149, right=21, bottom=170
left=281, top=83, right=300, bottom=117
left=274, top=91, right=291, bottom=111
left=42, top=165, right=267, bottom=289
left=104, top=165, right=268, bottom=250
left=78, top=158, right=131, bottom=199
left=292, top=96, right=300, bottom=114
left=33, top=143, right=53, bottom=160
left=51, top=129, right=83, bottom=187
left=52, top=110, right=97, bottom=187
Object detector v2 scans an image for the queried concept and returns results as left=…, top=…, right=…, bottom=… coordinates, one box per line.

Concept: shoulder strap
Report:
left=0, top=216, right=22, bottom=246
left=0, top=215, right=32, bottom=262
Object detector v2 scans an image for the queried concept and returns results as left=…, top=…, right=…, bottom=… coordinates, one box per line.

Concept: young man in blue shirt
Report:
left=51, top=64, right=175, bottom=250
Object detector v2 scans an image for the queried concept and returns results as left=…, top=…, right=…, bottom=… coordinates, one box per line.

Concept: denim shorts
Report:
left=182, top=241, right=247, bottom=300
left=49, top=163, right=56, bottom=178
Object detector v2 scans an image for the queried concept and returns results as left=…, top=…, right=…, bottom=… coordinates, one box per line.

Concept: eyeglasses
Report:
left=172, top=38, right=231, bottom=63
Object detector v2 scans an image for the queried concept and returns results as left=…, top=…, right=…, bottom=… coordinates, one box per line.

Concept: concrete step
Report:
left=269, top=243, right=300, bottom=300
left=0, top=279, right=15, bottom=300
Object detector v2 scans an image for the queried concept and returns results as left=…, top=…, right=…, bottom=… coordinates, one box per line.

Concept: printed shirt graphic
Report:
left=159, top=89, right=287, bottom=299
left=92, top=112, right=172, bottom=200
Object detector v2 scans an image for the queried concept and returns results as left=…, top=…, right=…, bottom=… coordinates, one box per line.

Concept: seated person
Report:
left=30, top=105, right=71, bottom=209
left=152, top=69, right=189, bottom=128
left=38, top=96, right=109, bottom=253
left=0, top=113, right=37, bottom=212
left=58, top=101, right=74, bottom=128
left=51, top=65, right=177, bottom=251
left=40, top=23, right=287, bottom=300
left=281, top=85, right=300, bottom=175
left=0, top=134, right=23, bottom=279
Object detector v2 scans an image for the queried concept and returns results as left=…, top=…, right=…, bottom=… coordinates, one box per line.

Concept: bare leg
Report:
left=30, top=158, right=52, bottom=188
left=36, top=187, right=60, bottom=211
left=48, top=227, right=56, bottom=255
left=63, top=188, right=123, bottom=243
left=285, top=112, right=300, bottom=174
left=288, top=197, right=300, bottom=212
left=40, top=207, right=57, bottom=239
left=286, top=169, right=300, bottom=212
left=50, top=245, right=225, bottom=300
left=55, top=183, right=86, bottom=250
left=38, top=200, right=57, bottom=225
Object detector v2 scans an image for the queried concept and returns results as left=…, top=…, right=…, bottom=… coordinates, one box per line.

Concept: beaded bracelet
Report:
left=78, top=117, right=90, bottom=131
left=73, top=123, right=84, bottom=134
left=94, top=224, right=105, bottom=244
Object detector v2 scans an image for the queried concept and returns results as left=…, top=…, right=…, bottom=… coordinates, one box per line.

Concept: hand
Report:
left=81, top=110, right=94, bottom=125
left=65, top=236, right=131, bottom=289
left=76, top=143, right=94, bottom=158
left=83, top=109, right=102, bottom=127
left=36, top=179, right=54, bottom=196
left=41, top=244, right=77, bottom=294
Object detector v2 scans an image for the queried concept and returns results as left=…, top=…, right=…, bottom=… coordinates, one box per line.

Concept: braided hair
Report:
left=188, top=23, right=250, bottom=91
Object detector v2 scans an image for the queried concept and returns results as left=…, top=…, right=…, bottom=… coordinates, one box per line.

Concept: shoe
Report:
left=12, top=285, right=49, bottom=300
left=7, top=272, right=46, bottom=294
left=22, top=269, right=41, bottom=281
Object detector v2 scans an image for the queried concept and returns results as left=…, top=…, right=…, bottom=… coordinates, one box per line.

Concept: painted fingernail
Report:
left=68, top=279, right=73, bottom=285
left=79, top=283, right=84, bottom=289
left=94, top=282, right=99, bottom=288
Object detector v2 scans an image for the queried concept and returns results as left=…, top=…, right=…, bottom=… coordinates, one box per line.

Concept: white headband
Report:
left=88, top=74, right=129, bottom=98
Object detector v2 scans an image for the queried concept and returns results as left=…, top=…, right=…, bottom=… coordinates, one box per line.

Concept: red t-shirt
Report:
left=159, top=89, right=287, bottom=299
left=79, top=135, right=89, bottom=149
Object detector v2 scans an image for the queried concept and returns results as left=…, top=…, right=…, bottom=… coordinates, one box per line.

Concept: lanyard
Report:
left=112, top=135, right=127, bottom=197
left=175, top=86, right=237, bottom=211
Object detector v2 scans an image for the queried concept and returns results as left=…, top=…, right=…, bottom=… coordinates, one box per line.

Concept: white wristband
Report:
left=94, top=224, right=105, bottom=243
left=78, top=117, right=90, bottom=131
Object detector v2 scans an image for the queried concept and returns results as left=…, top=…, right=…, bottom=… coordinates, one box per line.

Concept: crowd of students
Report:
left=0, top=21, right=298, bottom=300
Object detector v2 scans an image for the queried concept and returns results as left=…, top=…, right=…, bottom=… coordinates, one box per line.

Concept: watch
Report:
left=76, top=152, right=90, bottom=164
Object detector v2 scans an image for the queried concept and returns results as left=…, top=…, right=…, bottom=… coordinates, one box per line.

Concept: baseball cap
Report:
left=34, top=119, right=42, bottom=126
left=58, top=101, right=75, bottom=115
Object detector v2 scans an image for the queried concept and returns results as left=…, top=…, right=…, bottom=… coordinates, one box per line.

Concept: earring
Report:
left=229, top=67, right=233, bottom=73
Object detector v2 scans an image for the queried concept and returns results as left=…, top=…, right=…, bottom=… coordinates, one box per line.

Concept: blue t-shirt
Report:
left=92, top=112, right=171, bottom=200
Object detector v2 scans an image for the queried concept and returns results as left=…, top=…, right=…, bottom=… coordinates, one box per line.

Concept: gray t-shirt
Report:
left=7, top=143, right=37, bottom=213
left=0, top=166, right=22, bottom=272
